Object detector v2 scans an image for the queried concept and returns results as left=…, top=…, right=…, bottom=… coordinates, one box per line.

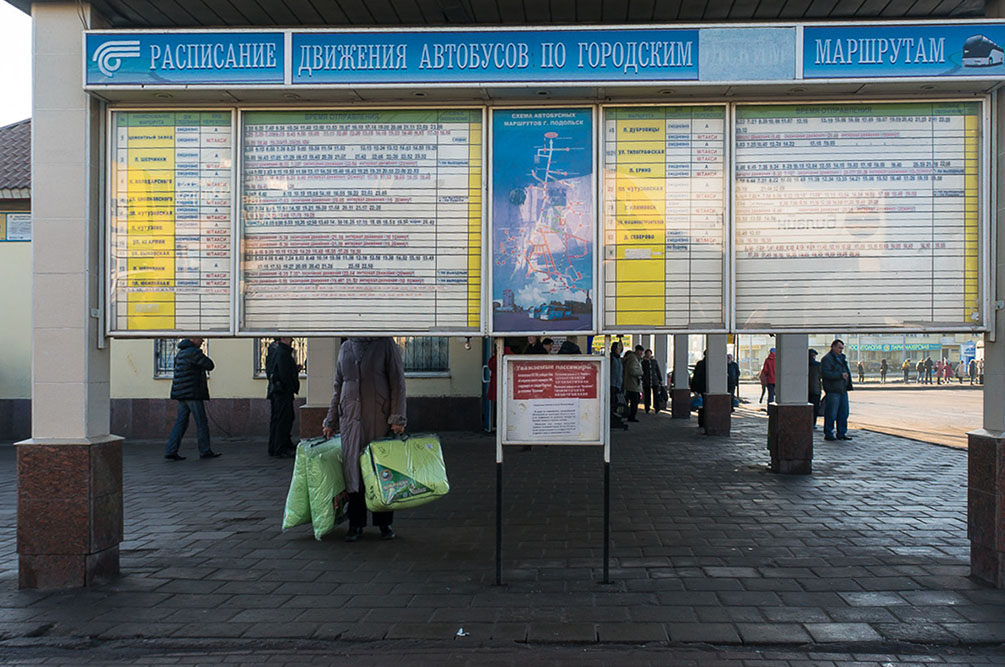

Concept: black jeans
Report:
left=347, top=492, right=393, bottom=529
left=626, top=391, right=641, bottom=420
left=268, top=394, right=295, bottom=455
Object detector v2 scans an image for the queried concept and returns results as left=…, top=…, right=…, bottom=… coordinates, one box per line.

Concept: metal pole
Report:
left=602, top=460, right=610, bottom=584
left=496, top=461, right=503, bottom=585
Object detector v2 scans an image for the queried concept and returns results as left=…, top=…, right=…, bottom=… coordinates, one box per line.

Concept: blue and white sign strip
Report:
left=804, top=24, right=1005, bottom=78
left=86, top=32, right=285, bottom=85
left=291, top=29, right=698, bottom=84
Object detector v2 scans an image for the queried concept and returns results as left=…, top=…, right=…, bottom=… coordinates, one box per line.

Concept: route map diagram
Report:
left=492, top=108, right=594, bottom=332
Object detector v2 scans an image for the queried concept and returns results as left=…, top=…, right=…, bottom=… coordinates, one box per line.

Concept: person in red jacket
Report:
left=760, top=348, right=776, bottom=404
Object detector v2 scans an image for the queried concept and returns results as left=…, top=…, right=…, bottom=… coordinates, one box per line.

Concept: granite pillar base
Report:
left=967, top=429, right=1005, bottom=587
left=299, top=405, right=329, bottom=439
left=767, top=403, right=814, bottom=475
left=16, top=437, right=123, bottom=589
left=671, top=388, right=691, bottom=419
left=701, top=393, right=731, bottom=436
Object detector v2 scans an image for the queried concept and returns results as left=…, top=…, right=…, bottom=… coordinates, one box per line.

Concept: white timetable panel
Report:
left=241, top=109, right=482, bottom=333
left=602, top=106, right=726, bottom=331
left=109, top=111, right=233, bottom=333
left=734, top=102, right=982, bottom=331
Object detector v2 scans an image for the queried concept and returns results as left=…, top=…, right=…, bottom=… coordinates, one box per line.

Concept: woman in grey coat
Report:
left=322, top=337, right=407, bottom=542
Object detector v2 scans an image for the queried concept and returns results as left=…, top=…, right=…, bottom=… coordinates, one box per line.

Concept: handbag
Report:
left=613, top=390, right=628, bottom=416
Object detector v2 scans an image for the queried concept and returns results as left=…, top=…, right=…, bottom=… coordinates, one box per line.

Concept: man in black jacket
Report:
left=164, top=337, right=219, bottom=461
left=266, top=337, right=301, bottom=458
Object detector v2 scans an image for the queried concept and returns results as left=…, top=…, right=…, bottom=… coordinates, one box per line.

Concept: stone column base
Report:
left=967, top=429, right=1005, bottom=587
left=16, top=436, right=123, bottom=589
left=701, top=393, right=731, bottom=436
left=299, top=404, right=329, bottom=439
left=671, top=388, right=691, bottom=419
left=767, top=403, right=814, bottom=474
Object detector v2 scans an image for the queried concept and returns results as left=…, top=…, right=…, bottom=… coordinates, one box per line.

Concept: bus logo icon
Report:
left=93, top=40, right=141, bottom=77
left=962, top=35, right=1004, bottom=67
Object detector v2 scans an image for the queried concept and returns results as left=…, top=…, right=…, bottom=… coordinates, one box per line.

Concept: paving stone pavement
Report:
left=1, top=411, right=1004, bottom=664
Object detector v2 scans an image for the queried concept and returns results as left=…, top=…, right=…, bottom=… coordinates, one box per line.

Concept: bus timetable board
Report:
left=240, top=109, right=483, bottom=334
left=734, top=102, right=983, bottom=331
left=108, top=111, right=233, bottom=334
left=602, top=106, right=727, bottom=331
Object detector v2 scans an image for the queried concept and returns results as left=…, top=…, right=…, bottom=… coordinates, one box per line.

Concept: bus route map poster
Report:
left=108, top=110, right=233, bottom=334
left=241, top=109, right=482, bottom=334
left=602, top=105, right=726, bottom=331
left=734, top=101, right=982, bottom=331
left=491, top=108, right=595, bottom=334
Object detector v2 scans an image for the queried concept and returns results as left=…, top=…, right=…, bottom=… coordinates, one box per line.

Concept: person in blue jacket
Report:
left=820, top=339, right=854, bottom=442
left=164, top=337, right=220, bottom=461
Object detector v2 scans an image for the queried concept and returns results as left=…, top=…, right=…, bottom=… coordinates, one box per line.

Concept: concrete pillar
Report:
left=967, top=65, right=1005, bottom=586
left=671, top=334, right=690, bottom=419
left=654, top=335, right=669, bottom=387
left=17, top=3, right=121, bottom=589
left=768, top=334, right=813, bottom=474
left=300, top=337, right=338, bottom=438
left=702, top=334, right=730, bottom=436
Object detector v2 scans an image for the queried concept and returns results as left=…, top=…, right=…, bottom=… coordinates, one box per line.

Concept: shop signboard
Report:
left=734, top=101, right=983, bottom=332
left=500, top=356, right=605, bottom=446
left=107, top=110, right=233, bottom=334
left=86, top=32, right=285, bottom=86
left=805, top=24, right=1005, bottom=79
left=601, top=105, right=727, bottom=331
left=0, top=213, right=30, bottom=242
left=490, top=107, right=595, bottom=334
left=240, top=109, right=483, bottom=334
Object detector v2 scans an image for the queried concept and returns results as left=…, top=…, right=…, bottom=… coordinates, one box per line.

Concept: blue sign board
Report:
left=491, top=108, right=595, bottom=333
left=86, top=32, right=285, bottom=85
left=291, top=30, right=698, bottom=84
left=804, top=24, right=1005, bottom=78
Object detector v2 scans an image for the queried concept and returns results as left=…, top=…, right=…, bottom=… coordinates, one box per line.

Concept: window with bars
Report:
left=154, top=338, right=209, bottom=378
left=254, top=338, right=308, bottom=378
left=393, top=337, right=449, bottom=375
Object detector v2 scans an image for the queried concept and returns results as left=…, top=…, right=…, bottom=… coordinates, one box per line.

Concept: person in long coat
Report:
left=322, top=337, right=407, bottom=542
left=266, top=337, right=300, bottom=459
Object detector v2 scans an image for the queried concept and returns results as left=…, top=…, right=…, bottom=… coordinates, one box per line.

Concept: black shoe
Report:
left=164, top=453, right=186, bottom=461
left=200, top=451, right=221, bottom=459
left=838, top=435, right=854, bottom=440
left=628, top=418, right=639, bottom=422
left=345, top=527, right=363, bottom=542
left=380, top=525, right=396, bottom=540
left=824, top=436, right=837, bottom=441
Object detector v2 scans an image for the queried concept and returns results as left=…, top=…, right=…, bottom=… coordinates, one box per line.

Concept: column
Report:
left=967, top=61, right=1005, bottom=585
left=768, top=334, right=813, bottom=474
left=300, top=338, right=338, bottom=438
left=671, top=334, right=690, bottom=419
left=18, top=3, right=121, bottom=589
left=702, top=334, right=730, bottom=436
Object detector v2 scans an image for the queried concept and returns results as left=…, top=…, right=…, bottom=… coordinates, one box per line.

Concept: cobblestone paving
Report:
left=0, top=412, right=1003, bottom=664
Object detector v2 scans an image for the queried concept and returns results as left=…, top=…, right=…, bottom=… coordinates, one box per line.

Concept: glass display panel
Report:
left=602, top=106, right=727, bottom=330
left=240, top=109, right=483, bottom=333
left=734, top=102, right=982, bottom=330
left=109, top=111, right=233, bottom=333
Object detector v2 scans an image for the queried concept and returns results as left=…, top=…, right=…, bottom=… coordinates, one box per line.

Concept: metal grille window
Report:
left=254, top=338, right=308, bottom=378
left=154, top=338, right=208, bottom=378
left=393, top=337, right=449, bottom=375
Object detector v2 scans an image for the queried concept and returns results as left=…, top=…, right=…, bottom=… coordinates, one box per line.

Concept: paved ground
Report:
left=1, top=411, right=1004, bottom=664
left=737, top=383, right=982, bottom=449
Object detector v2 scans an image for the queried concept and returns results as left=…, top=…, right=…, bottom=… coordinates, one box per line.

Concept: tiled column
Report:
left=702, top=334, right=730, bottom=436
left=768, top=334, right=813, bottom=474
left=300, top=338, right=338, bottom=438
left=671, top=335, right=690, bottom=419
left=17, top=3, right=122, bottom=589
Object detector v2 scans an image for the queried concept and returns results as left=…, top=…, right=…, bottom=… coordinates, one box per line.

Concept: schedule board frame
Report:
left=598, top=102, right=731, bottom=335
left=234, top=105, right=489, bottom=338
left=487, top=105, right=600, bottom=337
left=728, top=96, right=992, bottom=335
left=105, top=107, right=239, bottom=338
